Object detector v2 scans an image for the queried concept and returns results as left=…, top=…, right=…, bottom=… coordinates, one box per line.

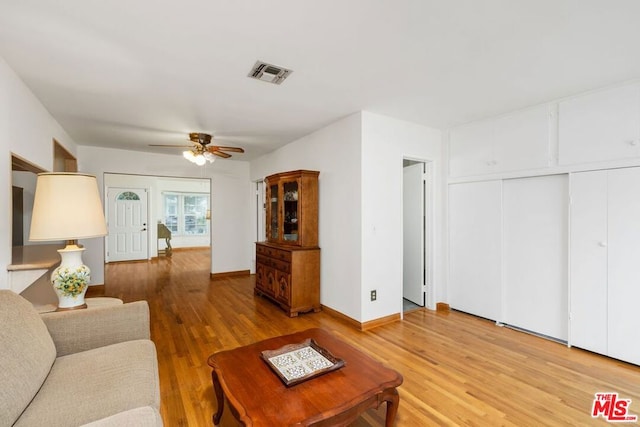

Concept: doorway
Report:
left=256, top=180, right=265, bottom=242
left=252, top=180, right=266, bottom=273
left=402, top=159, right=430, bottom=312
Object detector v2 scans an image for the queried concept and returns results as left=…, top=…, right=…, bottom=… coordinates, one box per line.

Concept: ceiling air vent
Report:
left=248, top=61, right=293, bottom=85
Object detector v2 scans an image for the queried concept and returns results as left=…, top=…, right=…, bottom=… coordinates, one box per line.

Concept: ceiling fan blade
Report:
left=212, top=146, right=245, bottom=153
left=210, top=150, right=232, bottom=158
left=149, top=144, right=192, bottom=148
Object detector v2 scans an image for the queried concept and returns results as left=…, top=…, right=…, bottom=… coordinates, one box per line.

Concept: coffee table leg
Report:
left=384, top=388, right=400, bottom=427
left=211, top=370, right=224, bottom=425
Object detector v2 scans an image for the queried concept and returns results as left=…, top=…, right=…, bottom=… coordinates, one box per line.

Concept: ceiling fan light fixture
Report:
left=152, top=133, right=242, bottom=165
left=203, top=152, right=216, bottom=162
left=183, top=148, right=215, bottom=166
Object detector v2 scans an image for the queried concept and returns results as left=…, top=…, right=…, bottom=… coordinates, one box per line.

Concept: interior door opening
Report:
left=403, top=159, right=430, bottom=313
left=253, top=180, right=266, bottom=273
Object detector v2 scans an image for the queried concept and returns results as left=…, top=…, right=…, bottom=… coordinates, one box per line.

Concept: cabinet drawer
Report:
left=257, top=245, right=291, bottom=262
left=256, top=254, right=290, bottom=273
left=256, top=255, right=269, bottom=268
left=272, top=259, right=290, bottom=273
left=267, top=247, right=290, bottom=261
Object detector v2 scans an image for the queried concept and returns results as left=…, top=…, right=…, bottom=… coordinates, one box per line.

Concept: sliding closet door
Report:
left=449, top=181, right=502, bottom=321
left=503, top=175, right=568, bottom=341
left=569, top=170, right=608, bottom=354
left=608, top=167, right=640, bottom=364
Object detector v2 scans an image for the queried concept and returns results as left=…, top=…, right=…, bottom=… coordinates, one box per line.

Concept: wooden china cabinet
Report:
left=255, top=170, right=320, bottom=317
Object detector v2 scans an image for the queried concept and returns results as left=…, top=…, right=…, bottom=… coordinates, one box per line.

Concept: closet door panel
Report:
left=448, top=181, right=502, bottom=320
left=503, top=175, right=569, bottom=340
left=608, top=167, right=640, bottom=365
left=568, top=171, right=608, bottom=354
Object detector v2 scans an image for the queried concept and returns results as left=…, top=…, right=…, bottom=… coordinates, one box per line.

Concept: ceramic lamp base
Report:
left=52, top=244, right=91, bottom=310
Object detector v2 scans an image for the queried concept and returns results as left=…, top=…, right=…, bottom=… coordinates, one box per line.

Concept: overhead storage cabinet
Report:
left=449, top=105, right=551, bottom=177
left=559, top=84, right=640, bottom=166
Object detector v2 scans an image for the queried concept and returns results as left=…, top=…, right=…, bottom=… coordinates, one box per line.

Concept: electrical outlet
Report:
left=370, top=290, right=377, bottom=301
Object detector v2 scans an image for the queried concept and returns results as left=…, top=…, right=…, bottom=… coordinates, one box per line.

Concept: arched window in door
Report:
left=117, top=191, right=141, bottom=201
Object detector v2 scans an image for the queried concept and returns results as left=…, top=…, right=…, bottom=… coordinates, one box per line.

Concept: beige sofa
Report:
left=0, top=290, right=162, bottom=426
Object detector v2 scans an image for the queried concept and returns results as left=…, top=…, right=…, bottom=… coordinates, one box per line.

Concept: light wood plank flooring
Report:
left=91, top=249, right=640, bottom=426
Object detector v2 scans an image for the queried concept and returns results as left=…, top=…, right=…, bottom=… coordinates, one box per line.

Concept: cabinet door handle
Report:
left=598, top=241, right=607, bottom=247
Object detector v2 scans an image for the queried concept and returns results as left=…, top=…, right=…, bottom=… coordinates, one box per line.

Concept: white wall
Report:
left=251, top=112, right=443, bottom=323
left=0, top=55, right=78, bottom=289
left=78, top=145, right=252, bottom=284
left=361, top=112, right=443, bottom=321
left=210, top=166, right=254, bottom=275
left=251, top=113, right=363, bottom=321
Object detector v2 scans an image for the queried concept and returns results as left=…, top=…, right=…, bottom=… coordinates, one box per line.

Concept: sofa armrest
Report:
left=41, top=301, right=150, bottom=356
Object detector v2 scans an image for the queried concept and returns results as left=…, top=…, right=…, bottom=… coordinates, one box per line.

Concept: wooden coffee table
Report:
left=207, top=328, right=403, bottom=426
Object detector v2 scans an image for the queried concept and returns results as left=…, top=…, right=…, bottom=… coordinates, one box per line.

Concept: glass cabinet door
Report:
left=269, top=184, right=279, bottom=240
left=282, top=179, right=299, bottom=243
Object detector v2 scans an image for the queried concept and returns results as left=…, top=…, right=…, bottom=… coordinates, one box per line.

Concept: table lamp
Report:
left=29, top=172, right=107, bottom=310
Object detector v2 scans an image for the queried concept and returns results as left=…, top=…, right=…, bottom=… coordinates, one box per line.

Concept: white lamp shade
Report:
left=29, top=173, right=108, bottom=241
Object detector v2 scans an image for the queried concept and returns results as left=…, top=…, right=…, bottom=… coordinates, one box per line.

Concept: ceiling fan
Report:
left=150, top=133, right=245, bottom=165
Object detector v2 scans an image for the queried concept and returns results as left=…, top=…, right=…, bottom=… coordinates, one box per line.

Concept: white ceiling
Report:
left=2, top=0, right=640, bottom=160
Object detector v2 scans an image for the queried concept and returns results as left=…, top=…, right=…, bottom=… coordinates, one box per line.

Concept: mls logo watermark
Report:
left=592, top=392, right=638, bottom=422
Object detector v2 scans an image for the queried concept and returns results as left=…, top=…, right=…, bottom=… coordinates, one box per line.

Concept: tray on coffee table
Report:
left=260, top=338, right=345, bottom=386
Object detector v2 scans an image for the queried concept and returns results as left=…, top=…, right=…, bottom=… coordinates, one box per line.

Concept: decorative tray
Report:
left=260, top=338, right=345, bottom=387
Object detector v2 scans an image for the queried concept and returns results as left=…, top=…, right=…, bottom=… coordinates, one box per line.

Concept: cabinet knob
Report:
left=628, top=139, right=640, bottom=146
left=598, top=241, right=607, bottom=247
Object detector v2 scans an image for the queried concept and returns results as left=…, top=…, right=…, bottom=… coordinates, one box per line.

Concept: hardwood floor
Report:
left=91, top=249, right=640, bottom=426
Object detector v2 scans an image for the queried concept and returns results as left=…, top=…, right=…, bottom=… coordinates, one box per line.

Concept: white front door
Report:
left=403, top=163, right=424, bottom=306
left=106, top=187, right=149, bottom=262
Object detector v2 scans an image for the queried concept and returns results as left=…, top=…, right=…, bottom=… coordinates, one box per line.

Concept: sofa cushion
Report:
left=80, top=406, right=163, bottom=427
left=0, top=290, right=56, bottom=426
left=14, top=339, right=160, bottom=427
